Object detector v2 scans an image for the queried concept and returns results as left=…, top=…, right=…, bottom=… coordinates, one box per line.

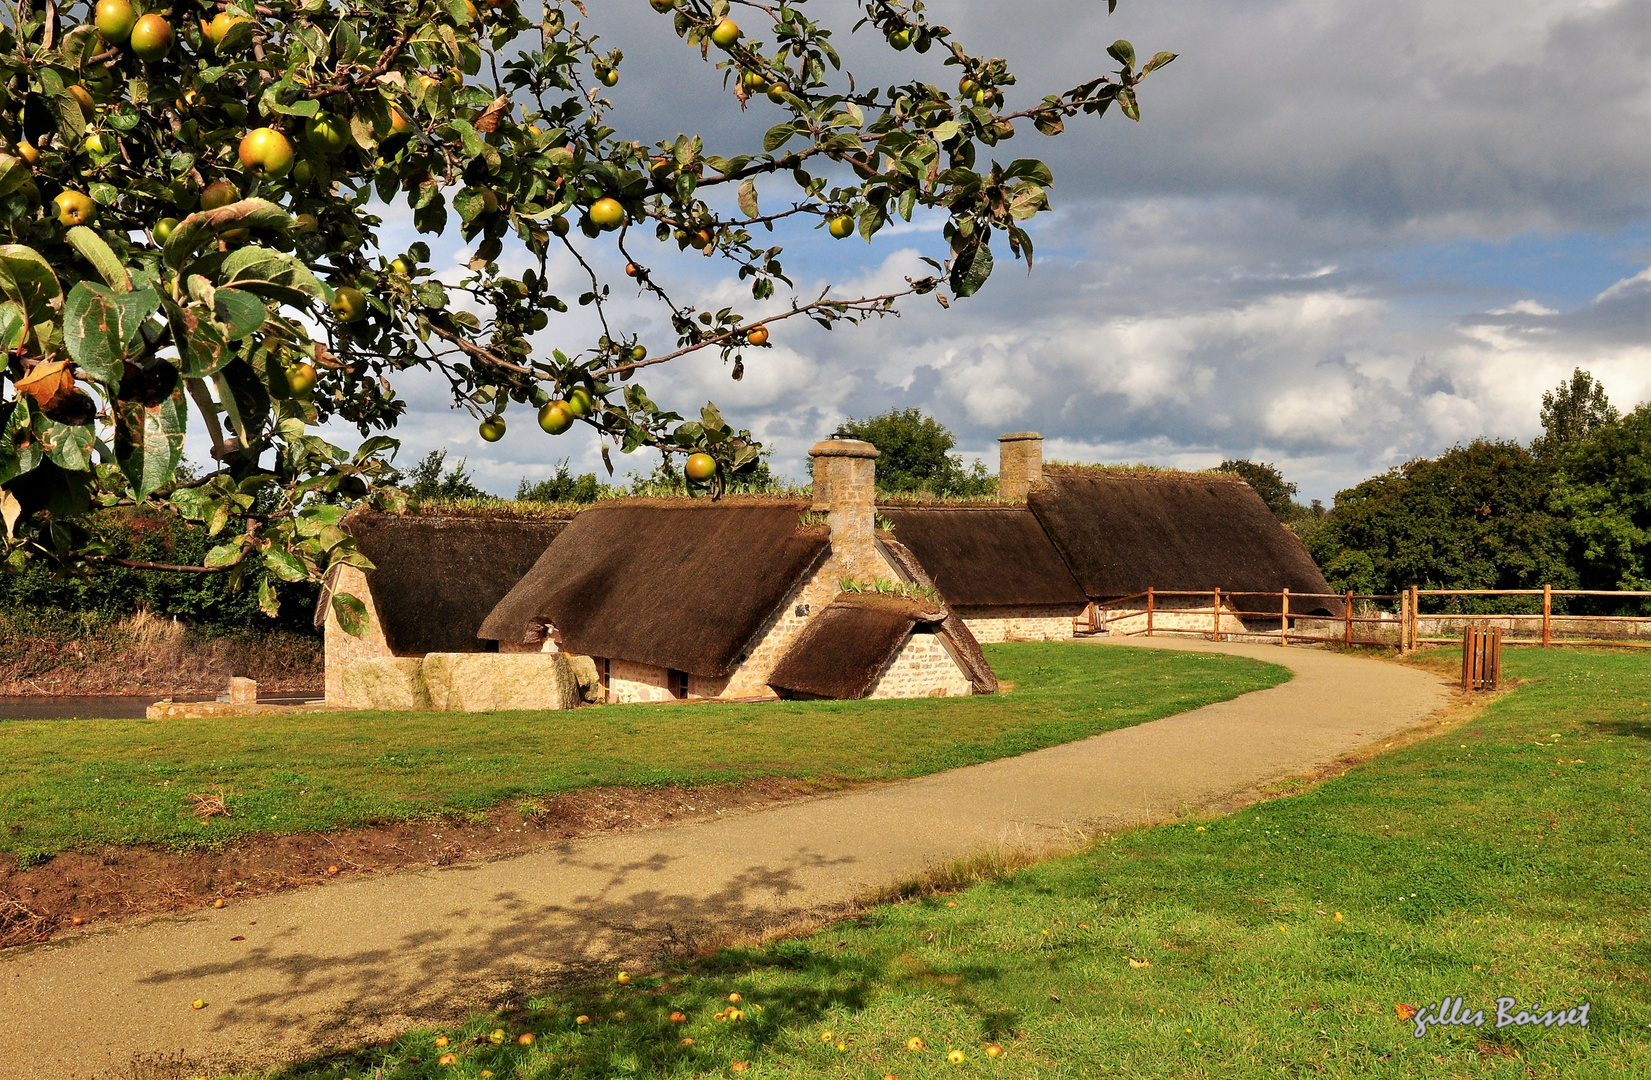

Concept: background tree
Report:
left=1534, top=367, right=1618, bottom=460
left=1556, top=401, right=1651, bottom=595
left=837, top=406, right=994, bottom=496
left=516, top=460, right=605, bottom=503
left=1216, top=458, right=1325, bottom=543
left=399, top=450, right=485, bottom=502
left=1216, top=459, right=1296, bottom=518
left=0, top=0, right=1172, bottom=631
left=1306, top=440, right=1575, bottom=606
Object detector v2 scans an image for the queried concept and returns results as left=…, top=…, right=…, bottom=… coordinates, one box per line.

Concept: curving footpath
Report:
left=1, top=639, right=1449, bottom=1079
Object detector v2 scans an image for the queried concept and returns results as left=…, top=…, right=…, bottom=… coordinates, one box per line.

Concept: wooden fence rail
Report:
left=1082, top=585, right=1651, bottom=651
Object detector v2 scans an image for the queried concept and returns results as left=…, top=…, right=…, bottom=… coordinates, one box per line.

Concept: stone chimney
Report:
left=998, top=432, right=1044, bottom=499
left=810, top=437, right=881, bottom=581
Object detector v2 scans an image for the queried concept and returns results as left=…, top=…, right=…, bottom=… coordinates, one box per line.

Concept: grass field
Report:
left=260, top=646, right=1651, bottom=1080
left=0, top=643, right=1285, bottom=864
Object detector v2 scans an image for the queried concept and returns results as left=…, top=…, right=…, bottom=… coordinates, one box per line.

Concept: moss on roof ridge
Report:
left=1043, top=461, right=1239, bottom=481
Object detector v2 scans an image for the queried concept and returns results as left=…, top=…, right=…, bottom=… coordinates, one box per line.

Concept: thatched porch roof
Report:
left=766, top=593, right=952, bottom=700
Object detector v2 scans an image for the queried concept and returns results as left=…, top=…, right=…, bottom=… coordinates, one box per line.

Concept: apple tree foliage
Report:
left=0, top=0, right=1172, bottom=630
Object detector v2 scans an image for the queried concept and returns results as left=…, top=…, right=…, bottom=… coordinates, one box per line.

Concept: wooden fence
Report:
left=1081, top=585, right=1651, bottom=651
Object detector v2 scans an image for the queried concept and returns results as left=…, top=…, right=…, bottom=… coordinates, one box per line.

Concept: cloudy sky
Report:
left=337, top=0, right=1651, bottom=503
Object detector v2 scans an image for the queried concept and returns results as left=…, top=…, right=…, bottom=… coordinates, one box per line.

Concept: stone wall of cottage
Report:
left=867, top=630, right=973, bottom=699
left=322, top=564, right=394, bottom=705
left=606, top=658, right=676, bottom=704
left=960, top=605, right=1077, bottom=643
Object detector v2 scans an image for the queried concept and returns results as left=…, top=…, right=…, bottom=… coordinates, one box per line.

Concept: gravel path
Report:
left=0, top=638, right=1450, bottom=1078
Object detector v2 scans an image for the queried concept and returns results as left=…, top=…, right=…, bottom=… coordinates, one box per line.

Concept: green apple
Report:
left=200, top=179, right=239, bottom=210
left=589, top=197, right=625, bottom=230
left=538, top=400, right=574, bottom=434
left=129, top=13, right=173, bottom=60
left=286, top=362, right=318, bottom=394
left=685, top=453, right=717, bottom=481
left=304, top=113, right=349, bottom=156
left=153, top=217, right=178, bottom=243
left=53, top=190, right=97, bottom=226
left=331, top=286, right=368, bottom=323
left=709, top=18, right=740, bottom=48
left=238, top=127, right=294, bottom=178
left=94, top=0, right=137, bottom=43
left=828, top=214, right=855, bottom=239
left=479, top=416, right=506, bottom=442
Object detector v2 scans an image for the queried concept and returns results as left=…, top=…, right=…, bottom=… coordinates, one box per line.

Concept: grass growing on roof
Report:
left=242, top=647, right=1651, bottom=1080
left=0, top=643, right=1284, bottom=861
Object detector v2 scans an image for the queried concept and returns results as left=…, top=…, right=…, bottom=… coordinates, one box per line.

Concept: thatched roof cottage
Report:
left=477, top=440, right=994, bottom=704
left=317, top=513, right=569, bottom=704
left=319, top=428, right=1338, bottom=708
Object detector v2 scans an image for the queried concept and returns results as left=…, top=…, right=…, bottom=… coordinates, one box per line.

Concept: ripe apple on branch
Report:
left=0, top=0, right=1172, bottom=631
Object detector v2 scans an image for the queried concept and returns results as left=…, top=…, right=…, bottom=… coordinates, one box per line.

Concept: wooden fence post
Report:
left=1146, top=587, right=1154, bottom=638
left=1344, top=589, right=1354, bottom=648
left=1410, top=585, right=1419, bottom=648
left=1281, top=588, right=1290, bottom=648
left=1212, top=587, right=1222, bottom=642
left=1399, top=588, right=1409, bottom=652
left=1542, top=584, right=1551, bottom=646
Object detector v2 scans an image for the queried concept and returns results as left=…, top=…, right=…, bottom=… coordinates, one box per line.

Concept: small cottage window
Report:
left=596, top=658, right=610, bottom=694
left=668, top=669, right=689, bottom=699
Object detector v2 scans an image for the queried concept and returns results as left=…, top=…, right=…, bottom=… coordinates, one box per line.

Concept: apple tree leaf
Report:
left=949, top=238, right=994, bottom=298
left=64, top=226, right=131, bottom=292
left=331, top=591, right=368, bottom=637
left=114, top=366, right=186, bottom=500
left=219, top=246, right=328, bottom=305
left=213, top=287, right=268, bottom=340
left=63, top=282, right=160, bottom=386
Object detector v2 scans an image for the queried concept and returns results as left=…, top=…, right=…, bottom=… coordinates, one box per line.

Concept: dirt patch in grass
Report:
left=0, top=776, right=852, bottom=949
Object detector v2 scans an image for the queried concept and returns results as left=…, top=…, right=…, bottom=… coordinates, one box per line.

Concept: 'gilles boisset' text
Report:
left=1413, top=997, right=1589, bottom=1038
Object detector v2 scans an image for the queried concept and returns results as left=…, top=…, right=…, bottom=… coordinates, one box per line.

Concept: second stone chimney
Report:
left=810, top=437, right=881, bottom=581
left=998, top=432, right=1044, bottom=499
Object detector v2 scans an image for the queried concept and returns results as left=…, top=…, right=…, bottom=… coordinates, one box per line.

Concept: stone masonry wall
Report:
left=961, top=605, right=1076, bottom=643
left=323, top=564, right=394, bottom=705
left=606, top=658, right=675, bottom=704
left=868, top=630, right=973, bottom=699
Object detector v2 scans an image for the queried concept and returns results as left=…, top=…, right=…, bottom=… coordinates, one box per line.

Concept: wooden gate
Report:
left=1462, top=626, right=1501, bottom=691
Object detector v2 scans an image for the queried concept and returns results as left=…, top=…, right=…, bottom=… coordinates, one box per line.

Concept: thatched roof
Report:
left=477, top=500, right=830, bottom=677
left=327, top=513, right=569, bottom=655
left=1029, top=470, right=1338, bottom=608
left=877, top=538, right=998, bottom=694
left=878, top=507, right=1087, bottom=612
left=766, top=593, right=946, bottom=700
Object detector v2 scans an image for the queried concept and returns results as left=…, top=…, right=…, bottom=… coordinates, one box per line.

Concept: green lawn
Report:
left=260, top=647, right=1651, bottom=1080
left=0, top=643, right=1285, bottom=863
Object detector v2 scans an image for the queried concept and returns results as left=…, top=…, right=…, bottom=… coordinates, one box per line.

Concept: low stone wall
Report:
left=868, top=631, right=973, bottom=699
left=961, top=606, right=1077, bottom=643
left=335, top=653, right=580, bottom=712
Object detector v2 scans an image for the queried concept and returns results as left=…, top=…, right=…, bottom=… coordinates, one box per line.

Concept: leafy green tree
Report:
left=837, top=406, right=995, bottom=496
left=1557, top=402, right=1651, bottom=594
left=1307, top=440, right=1576, bottom=605
left=401, top=449, right=485, bottom=501
left=1535, top=368, right=1618, bottom=460
left=1216, top=459, right=1297, bottom=518
left=516, top=460, right=605, bottom=503
left=0, top=0, right=1172, bottom=630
